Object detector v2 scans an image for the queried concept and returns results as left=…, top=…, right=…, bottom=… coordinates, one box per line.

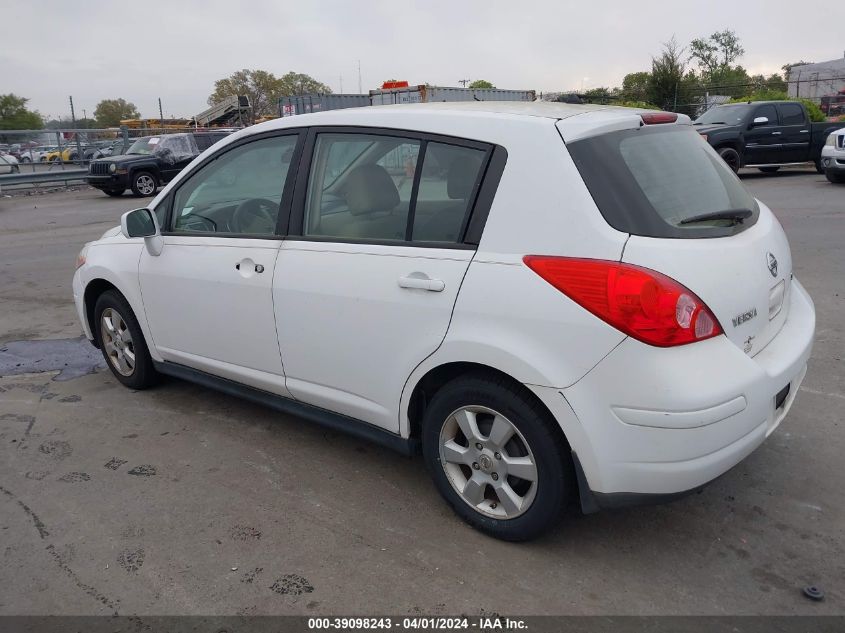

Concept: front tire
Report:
left=130, top=171, right=158, bottom=197
left=421, top=373, right=573, bottom=541
left=93, top=290, right=158, bottom=389
left=718, top=147, right=741, bottom=173
left=826, top=170, right=845, bottom=184
left=104, top=189, right=125, bottom=197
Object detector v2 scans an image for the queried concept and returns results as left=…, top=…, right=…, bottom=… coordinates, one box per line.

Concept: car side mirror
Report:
left=750, top=116, right=769, bottom=128
left=120, top=208, right=163, bottom=256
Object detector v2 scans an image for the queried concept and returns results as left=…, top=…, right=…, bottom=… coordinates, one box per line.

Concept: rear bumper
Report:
left=529, top=278, right=815, bottom=504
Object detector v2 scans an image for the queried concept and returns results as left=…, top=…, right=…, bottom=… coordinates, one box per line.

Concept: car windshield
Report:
left=694, top=104, right=750, bottom=125
left=126, top=137, right=160, bottom=155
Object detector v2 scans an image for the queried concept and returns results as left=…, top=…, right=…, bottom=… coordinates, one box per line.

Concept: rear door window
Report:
left=778, top=103, right=805, bottom=125
left=569, top=125, right=759, bottom=238
left=411, top=143, right=486, bottom=243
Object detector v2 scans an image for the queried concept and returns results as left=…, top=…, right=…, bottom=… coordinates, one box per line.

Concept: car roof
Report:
left=230, top=101, right=686, bottom=146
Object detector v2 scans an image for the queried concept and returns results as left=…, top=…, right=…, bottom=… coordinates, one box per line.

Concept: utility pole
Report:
left=68, top=96, right=83, bottom=165
left=458, top=79, right=470, bottom=87
left=158, top=98, right=164, bottom=133
left=358, top=60, right=362, bottom=93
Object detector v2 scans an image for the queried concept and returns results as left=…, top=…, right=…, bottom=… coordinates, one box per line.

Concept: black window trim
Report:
left=286, top=125, right=505, bottom=250
left=160, top=128, right=306, bottom=241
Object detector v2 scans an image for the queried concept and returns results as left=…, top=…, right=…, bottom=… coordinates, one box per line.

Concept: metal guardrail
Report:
left=0, top=169, right=88, bottom=186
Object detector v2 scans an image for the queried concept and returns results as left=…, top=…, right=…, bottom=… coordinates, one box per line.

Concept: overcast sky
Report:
left=2, top=0, right=843, bottom=120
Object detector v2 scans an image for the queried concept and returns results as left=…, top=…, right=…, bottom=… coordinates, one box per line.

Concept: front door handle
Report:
left=771, top=131, right=782, bottom=135
left=235, top=259, right=264, bottom=274
left=398, top=274, right=445, bottom=292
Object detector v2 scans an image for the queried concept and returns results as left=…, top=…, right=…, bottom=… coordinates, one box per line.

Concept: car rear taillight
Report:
left=523, top=256, right=722, bottom=347
left=641, top=112, right=678, bottom=125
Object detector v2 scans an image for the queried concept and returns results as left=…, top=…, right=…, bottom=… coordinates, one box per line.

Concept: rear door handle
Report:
left=398, top=274, right=445, bottom=292
left=771, top=131, right=782, bottom=135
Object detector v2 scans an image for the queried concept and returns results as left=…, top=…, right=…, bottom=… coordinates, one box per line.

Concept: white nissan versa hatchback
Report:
left=73, top=102, right=815, bottom=541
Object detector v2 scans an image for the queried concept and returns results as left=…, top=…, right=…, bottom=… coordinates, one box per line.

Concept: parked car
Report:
left=73, top=103, right=815, bottom=541
left=693, top=100, right=845, bottom=173
left=820, top=129, right=845, bottom=183
left=18, top=145, right=53, bottom=163
left=85, top=131, right=229, bottom=197
left=46, top=146, right=85, bottom=163
left=0, top=153, right=20, bottom=174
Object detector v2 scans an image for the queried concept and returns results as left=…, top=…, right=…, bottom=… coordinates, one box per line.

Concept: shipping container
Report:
left=369, top=85, right=536, bottom=106
left=279, top=94, right=371, bottom=117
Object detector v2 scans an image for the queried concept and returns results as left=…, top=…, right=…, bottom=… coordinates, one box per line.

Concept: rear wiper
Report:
left=679, top=208, right=753, bottom=225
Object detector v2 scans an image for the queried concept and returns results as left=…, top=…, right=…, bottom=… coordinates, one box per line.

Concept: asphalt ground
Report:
left=0, top=167, right=842, bottom=616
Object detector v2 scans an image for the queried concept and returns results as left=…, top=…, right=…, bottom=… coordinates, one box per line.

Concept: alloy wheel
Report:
left=438, top=406, right=538, bottom=519
left=100, top=308, right=136, bottom=376
left=136, top=175, right=155, bottom=195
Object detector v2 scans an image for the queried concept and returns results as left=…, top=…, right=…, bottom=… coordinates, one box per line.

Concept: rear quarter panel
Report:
left=399, top=118, right=629, bottom=435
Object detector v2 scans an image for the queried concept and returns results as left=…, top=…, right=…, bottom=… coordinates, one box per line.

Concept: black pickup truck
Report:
left=86, top=131, right=229, bottom=197
left=693, top=101, right=845, bottom=173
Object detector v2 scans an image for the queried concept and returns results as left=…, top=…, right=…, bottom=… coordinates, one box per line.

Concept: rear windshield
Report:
left=568, top=125, right=759, bottom=238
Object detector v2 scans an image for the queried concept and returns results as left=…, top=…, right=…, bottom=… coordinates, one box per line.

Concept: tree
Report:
left=621, top=71, right=652, bottom=103
left=0, top=94, right=43, bottom=132
left=209, top=69, right=331, bottom=121
left=277, top=71, right=332, bottom=97
left=468, top=79, right=495, bottom=89
left=94, top=98, right=139, bottom=127
left=690, top=29, right=745, bottom=78
left=209, top=69, right=280, bottom=120
left=649, top=37, right=695, bottom=113
left=582, top=86, right=614, bottom=104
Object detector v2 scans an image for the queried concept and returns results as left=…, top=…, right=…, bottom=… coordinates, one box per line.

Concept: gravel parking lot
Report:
left=0, top=168, right=842, bottom=616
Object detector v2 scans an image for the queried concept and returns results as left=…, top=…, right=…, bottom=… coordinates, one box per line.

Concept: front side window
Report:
left=754, top=104, right=778, bottom=125
left=303, top=133, right=487, bottom=244
left=171, top=134, right=298, bottom=236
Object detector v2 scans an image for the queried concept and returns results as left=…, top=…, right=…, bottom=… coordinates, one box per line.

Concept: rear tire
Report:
left=421, top=373, right=573, bottom=541
left=104, top=189, right=124, bottom=197
left=758, top=166, right=780, bottom=174
left=718, top=147, right=741, bottom=173
left=93, top=290, right=158, bottom=390
left=130, top=171, right=158, bottom=197
left=825, top=170, right=845, bottom=184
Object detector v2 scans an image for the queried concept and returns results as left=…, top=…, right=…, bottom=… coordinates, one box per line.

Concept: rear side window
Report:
left=569, top=126, right=759, bottom=238
left=778, top=103, right=805, bottom=125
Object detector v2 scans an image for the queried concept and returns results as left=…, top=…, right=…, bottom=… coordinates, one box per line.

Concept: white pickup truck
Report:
left=821, top=129, right=845, bottom=183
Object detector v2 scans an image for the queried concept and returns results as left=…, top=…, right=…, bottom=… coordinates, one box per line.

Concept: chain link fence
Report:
left=0, top=125, right=231, bottom=189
